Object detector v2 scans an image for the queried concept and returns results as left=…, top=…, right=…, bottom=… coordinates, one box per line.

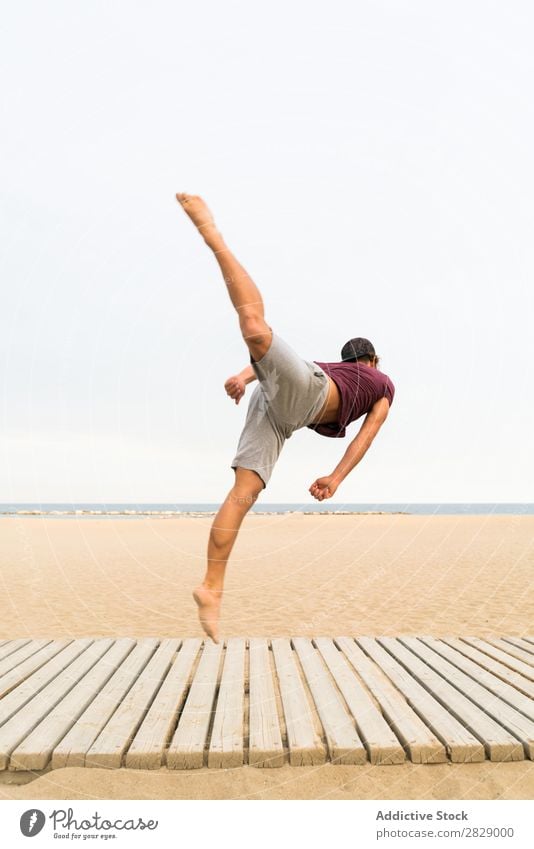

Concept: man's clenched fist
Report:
left=224, top=375, right=246, bottom=404
left=309, top=475, right=339, bottom=501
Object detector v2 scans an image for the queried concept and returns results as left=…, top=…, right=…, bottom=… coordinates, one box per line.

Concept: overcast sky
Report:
left=1, top=1, right=533, bottom=504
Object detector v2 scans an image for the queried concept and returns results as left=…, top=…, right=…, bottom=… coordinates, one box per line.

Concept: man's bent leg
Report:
left=193, top=467, right=264, bottom=643
left=176, top=194, right=272, bottom=361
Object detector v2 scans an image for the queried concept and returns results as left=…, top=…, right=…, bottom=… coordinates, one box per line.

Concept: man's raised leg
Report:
left=176, top=193, right=272, bottom=362
left=193, top=468, right=264, bottom=642
left=176, top=194, right=272, bottom=640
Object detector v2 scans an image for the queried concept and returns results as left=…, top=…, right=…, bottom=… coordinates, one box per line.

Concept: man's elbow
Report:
left=364, top=407, right=389, bottom=443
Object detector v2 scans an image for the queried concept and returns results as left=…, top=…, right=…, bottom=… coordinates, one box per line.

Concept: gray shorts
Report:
left=230, top=333, right=329, bottom=488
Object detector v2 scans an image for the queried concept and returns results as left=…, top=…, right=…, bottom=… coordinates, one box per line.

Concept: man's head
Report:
left=341, top=337, right=379, bottom=367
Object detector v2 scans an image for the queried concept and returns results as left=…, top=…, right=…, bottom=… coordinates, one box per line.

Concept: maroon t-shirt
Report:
left=308, top=361, right=395, bottom=438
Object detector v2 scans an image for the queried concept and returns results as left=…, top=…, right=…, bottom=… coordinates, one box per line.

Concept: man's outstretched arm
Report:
left=309, top=397, right=390, bottom=501
left=224, top=364, right=257, bottom=404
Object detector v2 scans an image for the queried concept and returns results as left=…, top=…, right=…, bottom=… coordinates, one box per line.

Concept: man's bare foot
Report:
left=193, top=584, right=222, bottom=644
left=176, top=193, right=222, bottom=247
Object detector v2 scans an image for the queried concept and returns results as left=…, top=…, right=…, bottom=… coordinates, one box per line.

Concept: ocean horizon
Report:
left=1, top=502, right=533, bottom=518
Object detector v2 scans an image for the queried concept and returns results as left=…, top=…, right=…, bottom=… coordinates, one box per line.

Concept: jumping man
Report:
left=176, top=194, right=395, bottom=642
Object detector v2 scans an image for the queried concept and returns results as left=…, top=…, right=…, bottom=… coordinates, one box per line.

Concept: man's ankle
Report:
left=202, top=581, right=223, bottom=595
left=200, top=224, right=225, bottom=251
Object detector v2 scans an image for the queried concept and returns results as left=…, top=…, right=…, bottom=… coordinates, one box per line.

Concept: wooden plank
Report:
left=443, top=638, right=534, bottom=700
left=293, top=638, right=366, bottom=764
left=502, top=637, right=534, bottom=656
left=85, top=639, right=178, bottom=769
left=378, top=637, right=524, bottom=762
left=271, top=638, right=325, bottom=766
left=166, top=640, right=222, bottom=769
left=486, top=638, right=534, bottom=666
left=356, top=637, right=484, bottom=763
left=422, top=638, right=534, bottom=722
left=0, top=640, right=90, bottom=729
left=0, top=640, right=33, bottom=665
left=126, top=639, right=200, bottom=770
left=247, top=639, right=284, bottom=767
left=0, top=633, right=529, bottom=773
left=337, top=637, right=446, bottom=764
left=52, top=639, right=159, bottom=768
left=0, top=640, right=54, bottom=679
left=401, top=637, right=534, bottom=759
left=462, top=638, right=534, bottom=682
left=10, top=639, right=135, bottom=770
left=0, top=639, right=102, bottom=770
left=208, top=639, right=246, bottom=768
left=315, top=638, right=405, bottom=765
left=0, top=641, right=70, bottom=702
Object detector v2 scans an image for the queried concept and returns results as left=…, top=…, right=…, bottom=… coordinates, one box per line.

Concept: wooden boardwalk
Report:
left=0, top=635, right=533, bottom=775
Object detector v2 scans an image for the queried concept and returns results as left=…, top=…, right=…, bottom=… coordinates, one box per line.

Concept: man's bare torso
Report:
left=309, top=376, right=341, bottom=426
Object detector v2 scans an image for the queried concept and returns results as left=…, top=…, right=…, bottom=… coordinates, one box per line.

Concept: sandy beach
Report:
left=0, top=513, right=533, bottom=800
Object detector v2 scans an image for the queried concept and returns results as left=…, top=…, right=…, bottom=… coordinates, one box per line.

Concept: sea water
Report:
left=1, top=503, right=533, bottom=518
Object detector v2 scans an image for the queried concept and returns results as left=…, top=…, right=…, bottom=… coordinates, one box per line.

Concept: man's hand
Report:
left=309, top=475, right=339, bottom=501
left=224, top=375, right=246, bottom=404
